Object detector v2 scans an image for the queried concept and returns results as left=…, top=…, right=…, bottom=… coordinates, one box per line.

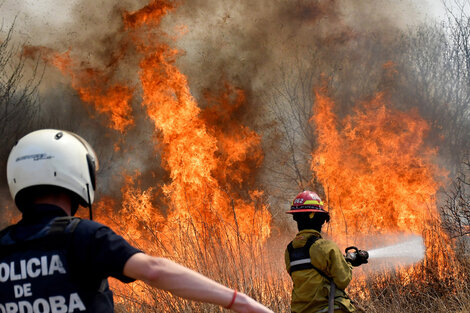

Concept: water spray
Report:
left=368, top=235, right=425, bottom=262
left=342, top=235, right=425, bottom=271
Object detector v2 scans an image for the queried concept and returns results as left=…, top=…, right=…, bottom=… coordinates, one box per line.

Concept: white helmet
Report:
left=7, top=129, right=99, bottom=209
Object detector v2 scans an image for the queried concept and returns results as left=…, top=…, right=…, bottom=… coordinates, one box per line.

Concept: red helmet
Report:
left=286, top=191, right=328, bottom=214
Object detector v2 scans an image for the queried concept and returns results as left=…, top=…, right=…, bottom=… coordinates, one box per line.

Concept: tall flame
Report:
left=312, top=87, right=440, bottom=240
left=123, top=2, right=271, bottom=245
left=23, top=1, right=271, bottom=247
left=17, top=0, right=466, bottom=308
left=310, top=83, right=460, bottom=280
left=22, top=47, right=134, bottom=133
left=67, top=1, right=271, bottom=301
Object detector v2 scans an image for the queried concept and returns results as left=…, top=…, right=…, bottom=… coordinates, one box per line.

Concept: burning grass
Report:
left=98, top=208, right=469, bottom=313
left=312, top=85, right=443, bottom=243
left=95, top=199, right=290, bottom=313
left=13, top=1, right=469, bottom=311
left=90, top=177, right=467, bottom=312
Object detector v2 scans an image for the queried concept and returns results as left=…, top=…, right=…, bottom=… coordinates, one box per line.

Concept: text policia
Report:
left=0, top=254, right=86, bottom=313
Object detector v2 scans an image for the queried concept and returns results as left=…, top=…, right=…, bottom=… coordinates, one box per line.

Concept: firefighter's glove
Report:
left=345, top=247, right=369, bottom=267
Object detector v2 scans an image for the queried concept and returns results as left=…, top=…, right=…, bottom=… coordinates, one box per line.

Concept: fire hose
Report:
left=328, top=280, right=335, bottom=313
left=327, top=247, right=369, bottom=313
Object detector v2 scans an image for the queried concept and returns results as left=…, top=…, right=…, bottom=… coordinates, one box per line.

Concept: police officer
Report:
left=285, top=191, right=367, bottom=313
left=0, top=129, right=273, bottom=313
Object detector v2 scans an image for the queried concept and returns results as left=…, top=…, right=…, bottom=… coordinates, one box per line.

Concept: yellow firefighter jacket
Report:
left=285, top=229, right=356, bottom=313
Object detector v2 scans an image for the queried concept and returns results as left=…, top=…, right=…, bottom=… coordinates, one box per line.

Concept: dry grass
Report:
left=107, top=225, right=470, bottom=312
left=354, top=265, right=470, bottom=312
left=98, top=200, right=470, bottom=313
left=103, top=205, right=292, bottom=312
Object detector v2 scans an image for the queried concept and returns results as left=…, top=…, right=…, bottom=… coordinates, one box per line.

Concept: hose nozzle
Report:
left=345, top=246, right=369, bottom=267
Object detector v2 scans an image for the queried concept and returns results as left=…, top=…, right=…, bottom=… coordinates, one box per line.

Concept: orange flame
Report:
left=118, top=2, right=271, bottom=245
left=123, top=0, right=176, bottom=29
left=310, top=84, right=461, bottom=280
left=312, top=86, right=440, bottom=238
left=19, top=0, right=465, bottom=306
left=22, top=47, right=134, bottom=133
left=23, top=7, right=272, bottom=301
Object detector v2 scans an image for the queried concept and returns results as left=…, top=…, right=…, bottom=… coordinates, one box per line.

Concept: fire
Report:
left=21, top=1, right=272, bottom=305
left=124, top=2, right=271, bottom=246
left=16, top=0, right=466, bottom=309
left=310, top=84, right=460, bottom=279
left=22, top=47, right=134, bottom=133
left=95, top=174, right=166, bottom=253
left=312, top=87, right=439, bottom=238
left=123, top=0, right=176, bottom=28
left=23, top=0, right=271, bottom=248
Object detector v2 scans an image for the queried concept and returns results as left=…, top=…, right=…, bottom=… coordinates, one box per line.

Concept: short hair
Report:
left=293, top=212, right=329, bottom=232
left=15, top=185, right=79, bottom=214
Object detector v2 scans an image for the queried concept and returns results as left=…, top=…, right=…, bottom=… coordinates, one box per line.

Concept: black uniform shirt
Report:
left=0, top=204, right=142, bottom=312
left=5, top=204, right=141, bottom=283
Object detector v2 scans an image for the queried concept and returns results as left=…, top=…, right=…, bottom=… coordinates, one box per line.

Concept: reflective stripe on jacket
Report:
left=285, top=229, right=356, bottom=313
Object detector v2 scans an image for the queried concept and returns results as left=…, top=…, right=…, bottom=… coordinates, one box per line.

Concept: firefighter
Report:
left=0, top=129, right=273, bottom=313
left=285, top=191, right=367, bottom=313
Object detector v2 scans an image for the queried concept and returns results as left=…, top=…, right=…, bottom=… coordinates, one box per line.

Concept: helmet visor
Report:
left=286, top=205, right=327, bottom=214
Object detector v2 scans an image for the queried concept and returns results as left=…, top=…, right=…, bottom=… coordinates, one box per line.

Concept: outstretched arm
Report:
left=123, top=253, right=273, bottom=313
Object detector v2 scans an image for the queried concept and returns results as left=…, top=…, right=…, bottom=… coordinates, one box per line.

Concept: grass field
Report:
left=103, top=213, right=468, bottom=313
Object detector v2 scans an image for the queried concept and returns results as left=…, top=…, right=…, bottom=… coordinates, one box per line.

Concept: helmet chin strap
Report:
left=86, top=183, right=93, bottom=220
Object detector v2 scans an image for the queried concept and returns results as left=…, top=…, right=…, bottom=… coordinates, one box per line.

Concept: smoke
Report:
left=7, top=0, right=423, bottom=99
left=167, top=0, right=424, bottom=98
left=0, top=0, right=459, bottom=228
left=153, top=1, right=429, bottom=224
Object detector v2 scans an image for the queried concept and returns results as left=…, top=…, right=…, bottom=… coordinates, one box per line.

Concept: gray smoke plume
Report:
left=1, top=0, right=466, bottom=230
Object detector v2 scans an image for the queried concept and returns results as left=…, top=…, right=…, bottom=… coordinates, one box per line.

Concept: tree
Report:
left=441, top=160, right=470, bottom=254
left=399, top=1, right=470, bottom=176
left=0, top=24, right=40, bottom=227
left=0, top=24, right=40, bottom=158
